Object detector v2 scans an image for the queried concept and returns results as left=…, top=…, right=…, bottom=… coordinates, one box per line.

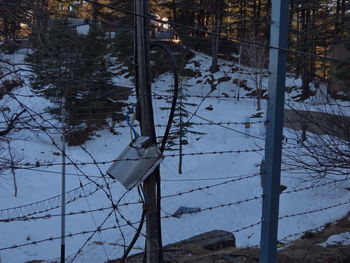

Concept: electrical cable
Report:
left=120, top=186, right=146, bottom=263
left=150, top=42, right=179, bottom=263
left=126, top=103, right=140, bottom=140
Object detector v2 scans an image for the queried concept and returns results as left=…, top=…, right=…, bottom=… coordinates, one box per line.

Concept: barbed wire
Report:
left=0, top=179, right=109, bottom=221
left=152, top=90, right=266, bottom=141
left=0, top=194, right=261, bottom=251
left=0, top=213, right=259, bottom=257
left=0, top=109, right=54, bottom=125
left=1, top=143, right=334, bottom=171
left=71, top=208, right=115, bottom=262
left=1, top=180, right=349, bottom=252
left=183, top=109, right=266, bottom=141
left=1, top=200, right=346, bottom=255
left=5, top=165, right=261, bottom=182
left=132, top=197, right=350, bottom=253
left=0, top=173, right=259, bottom=223
left=7, top=96, right=133, bottom=242
left=162, top=196, right=350, bottom=250
left=0, top=216, right=136, bottom=252
left=2, top=169, right=347, bottom=224
left=279, top=199, right=350, bottom=221
left=2, top=2, right=350, bottom=258
left=282, top=178, right=349, bottom=195
left=2, top=148, right=265, bottom=170
left=1, top=92, right=348, bottom=230
left=162, top=173, right=259, bottom=199
left=285, top=99, right=350, bottom=108
left=279, top=225, right=325, bottom=243
left=0, top=120, right=266, bottom=131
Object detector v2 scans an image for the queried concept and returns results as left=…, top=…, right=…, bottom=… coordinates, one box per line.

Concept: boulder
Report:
left=177, top=230, right=236, bottom=250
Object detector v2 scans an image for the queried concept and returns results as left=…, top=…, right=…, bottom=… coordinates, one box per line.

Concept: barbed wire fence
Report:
left=0, top=0, right=350, bottom=262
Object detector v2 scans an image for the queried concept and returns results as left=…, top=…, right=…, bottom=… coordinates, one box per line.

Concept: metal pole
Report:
left=60, top=96, right=66, bottom=263
left=135, top=0, right=161, bottom=262
left=260, top=0, right=289, bottom=262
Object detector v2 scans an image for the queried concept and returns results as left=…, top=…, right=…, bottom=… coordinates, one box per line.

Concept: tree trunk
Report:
left=211, top=5, right=219, bottom=72
left=301, top=4, right=311, bottom=99
left=253, top=0, right=262, bottom=37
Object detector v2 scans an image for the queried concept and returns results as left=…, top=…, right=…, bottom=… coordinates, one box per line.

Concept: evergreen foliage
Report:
left=27, top=20, right=127, bottom=142
left=161, top=77, right=204, bottom=151
left=111, top=27, right=134, bottom=76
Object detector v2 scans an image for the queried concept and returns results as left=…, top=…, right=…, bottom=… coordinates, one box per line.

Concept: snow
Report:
left=76, top=25, right=90, bottom=35
left=319, top=232, right=350, bottom=247
left=0, top=51, right=349, bottom=263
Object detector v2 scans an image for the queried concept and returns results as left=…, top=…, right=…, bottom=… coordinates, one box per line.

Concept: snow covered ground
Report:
left=319, top=232, right=350, bottom=247
left=0, top=51, right=349, bottom=263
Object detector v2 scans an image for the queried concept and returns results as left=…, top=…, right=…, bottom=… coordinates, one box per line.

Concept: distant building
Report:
left=47, top=18, right=88, bottom=30
left=149, top=14, right=174, bottom=41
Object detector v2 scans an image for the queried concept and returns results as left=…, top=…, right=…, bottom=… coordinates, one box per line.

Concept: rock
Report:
left=181, top=139, right=189, bottom=145
left=217, top=76, right=231, bottom=83
left=178, top=230, right=236, bottom=250
left=280, top=185, right=288, bottom=192
left=205, top=105, right=214, bottom=111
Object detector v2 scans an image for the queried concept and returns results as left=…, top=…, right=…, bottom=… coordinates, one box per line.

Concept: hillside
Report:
left=0, top=49, right=349, bottom=263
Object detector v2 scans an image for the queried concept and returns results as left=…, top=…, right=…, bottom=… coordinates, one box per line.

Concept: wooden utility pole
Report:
left=134, top=0, right=161, bottom=262
left=60, top=96, right=66, bottom=263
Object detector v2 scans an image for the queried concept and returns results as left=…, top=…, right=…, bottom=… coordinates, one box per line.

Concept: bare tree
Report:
left=0, top=101, right=26, bottom=196
left=241, top=34, right=268, bottom=111
left=0, top=53, right=27, bottom=196
left=283, top=98, right=350, bottom=184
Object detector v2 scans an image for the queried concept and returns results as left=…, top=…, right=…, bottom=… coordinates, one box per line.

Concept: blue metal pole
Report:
left=260, top=0, right=290, bottom=262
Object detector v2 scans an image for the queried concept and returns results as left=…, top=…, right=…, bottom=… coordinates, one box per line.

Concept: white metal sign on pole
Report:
left=107, top=136, right=163, bottom=190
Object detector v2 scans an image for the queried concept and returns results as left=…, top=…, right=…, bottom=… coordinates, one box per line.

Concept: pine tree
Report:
left=27, top=19, right=124, bottom=141
left=110, top=27, right=134, bottom=75
left=161, top=77, right=204, bottom=151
